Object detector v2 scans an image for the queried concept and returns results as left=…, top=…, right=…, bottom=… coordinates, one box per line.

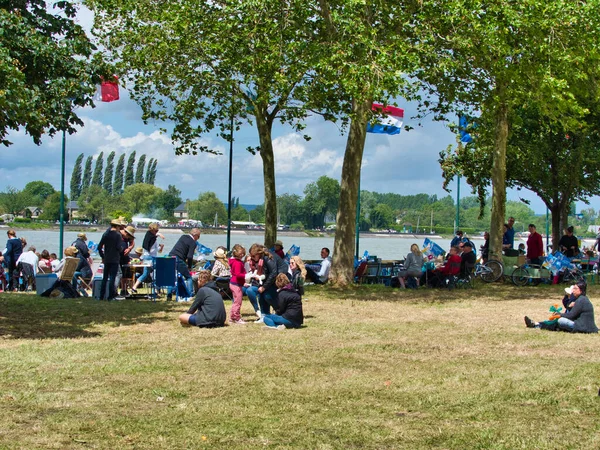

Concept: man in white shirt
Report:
left=16, top=246, right=39, bottom=275
left=16, top=246, right=39, bottom=290
left=306, top=247, right=332, bottom=284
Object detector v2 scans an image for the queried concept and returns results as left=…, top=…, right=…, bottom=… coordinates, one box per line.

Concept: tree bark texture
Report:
left=256, top=112, right=277, bottom=247
left=330, top=97, right=371, bottom=287
left=488, top=92, right=508, bottom=262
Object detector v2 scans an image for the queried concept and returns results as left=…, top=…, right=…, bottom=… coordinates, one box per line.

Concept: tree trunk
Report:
left=488, top=92, right=508, bottom=262
left=256, top=112, right=277, bottom=247
left=330, top=97, right=371, bottom=287
left=550, top=200, right=561, bottom=251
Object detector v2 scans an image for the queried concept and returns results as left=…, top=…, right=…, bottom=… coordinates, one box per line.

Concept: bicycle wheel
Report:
left=563, top=268, right=585, bottom=284
left=512, top=266, right=530, bottom=286
left=480, top=260, right=503, bottom=283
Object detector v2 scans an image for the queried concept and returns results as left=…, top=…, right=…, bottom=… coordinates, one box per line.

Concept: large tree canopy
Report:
left=0, top=0, right=100, bottom=145
left=88, top=0, right=321, bottom=247
left=415, top=0, right=599, bottom=261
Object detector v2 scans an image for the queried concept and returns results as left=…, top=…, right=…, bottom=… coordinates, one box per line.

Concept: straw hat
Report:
left=77, top=232, right=87, bottom=240
left=110, top=217, right=122, bottom=226
left=124, top=225, right=136, bottom=237
left=214, top=248, right=227, bottom=259
left=135, top=247, right=144, bottom=255
left=64, top=246, right=78, bottom=257
left=274, top=240, right=283, bottom=248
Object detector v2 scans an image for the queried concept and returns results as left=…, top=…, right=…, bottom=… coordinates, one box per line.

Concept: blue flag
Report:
left=422, top=238, right=445, bottom=257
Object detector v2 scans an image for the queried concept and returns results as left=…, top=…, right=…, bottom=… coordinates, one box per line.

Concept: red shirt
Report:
left=439, top=254, right=461, bottom=276
left=527, top=231, right=544, bottom=260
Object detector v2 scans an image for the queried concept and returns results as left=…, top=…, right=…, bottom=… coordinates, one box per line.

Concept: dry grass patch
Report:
left=1, top=283, right=599, bottom=449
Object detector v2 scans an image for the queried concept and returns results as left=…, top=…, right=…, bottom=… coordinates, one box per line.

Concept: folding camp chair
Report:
left=153, top=256, right=177, bottom=302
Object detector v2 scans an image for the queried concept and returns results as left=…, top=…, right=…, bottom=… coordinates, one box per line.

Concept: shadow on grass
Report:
left=0, top=293, right=179, bottom=340
left=307, top=280, right=567, bottom=303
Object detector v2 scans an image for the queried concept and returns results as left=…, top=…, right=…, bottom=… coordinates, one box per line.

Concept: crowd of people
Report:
left=0, top=228, right=93, bottom=293
left=2, top=214, right=598, bottom=334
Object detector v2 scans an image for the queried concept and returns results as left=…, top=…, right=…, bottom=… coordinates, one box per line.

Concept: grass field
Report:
left=1, top=282, right=599, bottom=449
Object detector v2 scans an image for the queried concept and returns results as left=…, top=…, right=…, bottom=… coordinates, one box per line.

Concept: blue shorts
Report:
left=188, top=314, right=197, bottom=326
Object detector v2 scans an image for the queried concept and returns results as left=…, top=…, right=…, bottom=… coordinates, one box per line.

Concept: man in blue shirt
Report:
left=504, top=216, right=516, bottom=249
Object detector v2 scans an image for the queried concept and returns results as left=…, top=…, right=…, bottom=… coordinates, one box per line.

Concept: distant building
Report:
left=174, top=202, right=189, bottom=220
left=22, top=206, right=42, bottom=219
left=67, top=201, right=80, bottom=219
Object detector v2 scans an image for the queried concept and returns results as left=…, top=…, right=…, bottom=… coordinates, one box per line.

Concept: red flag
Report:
left=100, top=76, right=119, bottom=102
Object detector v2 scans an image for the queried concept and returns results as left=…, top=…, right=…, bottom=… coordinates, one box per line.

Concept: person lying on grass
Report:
left=524, top=280, right=598, bottom=333
left=264, top=273, right=304, bottom=330
left=179, top=270, right=226, bottom=328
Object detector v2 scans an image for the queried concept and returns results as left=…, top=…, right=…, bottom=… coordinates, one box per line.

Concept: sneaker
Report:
left=130, top=287, right=138, bottom=294
left=264, top=324, right=286, bottom=330
left=114, top=296, right=125, bottom=301
left=276, top=324, right=286, bottom=330
left=255, top=310, right=262, bottom=319
left=255, top=316, right=265, bottom=324
left=229, top=318, right=247, bottom=324
left=524, top=316, right=535, bottom=328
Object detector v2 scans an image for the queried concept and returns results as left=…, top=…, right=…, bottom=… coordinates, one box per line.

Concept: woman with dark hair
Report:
left=525, top=280, right=598, bottom=333
left=3, top=229, right=22, bottom=291
left=247, top=243, right=279, bottom=321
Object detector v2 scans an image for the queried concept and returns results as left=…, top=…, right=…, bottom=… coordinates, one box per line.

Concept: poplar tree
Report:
left=81, top=156, right=93, bottom=193
left=124, top=151, right=136, bottom=188
left=113, top=153, right=125, bottom=194
left=91, top=151, right=104, bottom=187
left=103, top=151, right=115, bottom=194
left=147, top=159, right=158, bottom=185
left=135, top=154, right=146, bottom=184
left=145, top=158, right=154, bottom=184
left=69, top=153, right=84, bottom=200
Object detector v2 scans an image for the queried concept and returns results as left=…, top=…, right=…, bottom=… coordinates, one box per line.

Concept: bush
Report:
left=14, top=217, right=31, bottom=223
left=290, top=222, right=304, bottom=231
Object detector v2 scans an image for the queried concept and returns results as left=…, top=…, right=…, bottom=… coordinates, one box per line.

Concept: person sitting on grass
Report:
left=289, top=255, right=306, bottom=296
left=524, top=280, right=598, bottom=333
left=263, top=273, right=304, bottom=330
left=179, top=270, right=226, bottom=328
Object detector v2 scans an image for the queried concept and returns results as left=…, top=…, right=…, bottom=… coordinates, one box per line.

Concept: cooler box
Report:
left=92, top=277, right=103, bottom=299
left=36, top=273, right=57, bottom=295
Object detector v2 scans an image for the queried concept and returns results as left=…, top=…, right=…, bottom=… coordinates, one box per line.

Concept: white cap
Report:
left=565, top=285, right=575, bottom=295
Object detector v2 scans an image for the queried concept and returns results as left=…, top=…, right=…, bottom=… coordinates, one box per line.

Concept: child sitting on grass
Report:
left=264, top=273, right=304, bottom=330
left=179, top=270, right=226, bottom=328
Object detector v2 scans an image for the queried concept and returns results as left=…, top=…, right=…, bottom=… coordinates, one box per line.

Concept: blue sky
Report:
left=1, top=5, right=596, bottom=216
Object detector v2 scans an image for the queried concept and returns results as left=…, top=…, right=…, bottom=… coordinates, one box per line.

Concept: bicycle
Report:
left=474, top=259, right=504, bottom=283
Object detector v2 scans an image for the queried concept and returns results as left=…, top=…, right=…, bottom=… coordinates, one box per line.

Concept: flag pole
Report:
left=226, top=108, right=234, bottom=251
left=59, top=129, right=66, bottom=255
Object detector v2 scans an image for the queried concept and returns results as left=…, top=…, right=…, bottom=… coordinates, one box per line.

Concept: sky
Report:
left=1, top=5, right=597, bottom=216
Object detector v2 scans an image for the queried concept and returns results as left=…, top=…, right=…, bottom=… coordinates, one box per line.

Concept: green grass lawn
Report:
left=1, top=283, right=599, bottom=449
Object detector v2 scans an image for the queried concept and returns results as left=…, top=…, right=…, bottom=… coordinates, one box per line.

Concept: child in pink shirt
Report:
left=229, top=244, right=247, bottom=324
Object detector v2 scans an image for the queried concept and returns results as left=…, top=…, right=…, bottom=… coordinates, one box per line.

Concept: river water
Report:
left=3, top=229, right=534, bottom=261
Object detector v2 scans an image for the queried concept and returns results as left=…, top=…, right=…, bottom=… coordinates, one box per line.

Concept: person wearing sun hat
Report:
left=98, top=218, right=124, bottom=300
left=115, top=225, right=136, bottom=296
left=72, top=232, right=90, bottom=262
left=211, top=247, right=231, bottom=278
left=273, top=240, right=285, bottom=259
left=131, top=223, right=164, bottom=293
